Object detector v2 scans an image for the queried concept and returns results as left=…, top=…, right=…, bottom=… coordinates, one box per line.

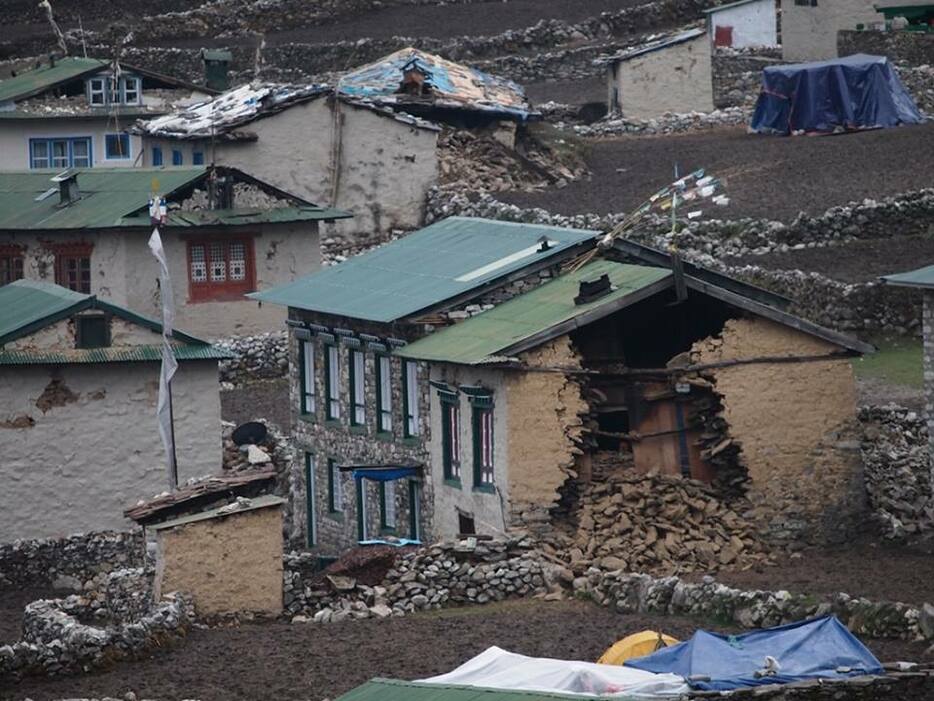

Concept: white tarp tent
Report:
left=417, top=647, right=690, bottom=698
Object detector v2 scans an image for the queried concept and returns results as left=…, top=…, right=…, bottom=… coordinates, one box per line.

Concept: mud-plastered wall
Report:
left=690, top=317, right=865, bottom=544
left=504, top=335, right=587, bottom=533
left=155, top=505, right=283, bottom=616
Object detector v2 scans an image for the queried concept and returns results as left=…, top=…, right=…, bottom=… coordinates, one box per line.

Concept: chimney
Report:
left=574, top=274, right=612, bottom=305
left=51, top=170, right=80, bottom=205
left=201, top=48, right=231, bottom=92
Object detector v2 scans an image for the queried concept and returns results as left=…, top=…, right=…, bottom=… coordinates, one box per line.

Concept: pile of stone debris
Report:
left=546, top=471, right=772, bottom=576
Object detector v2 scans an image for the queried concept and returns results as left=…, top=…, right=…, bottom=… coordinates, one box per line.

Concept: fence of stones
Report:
left=216, top=332, right=289, bottom=384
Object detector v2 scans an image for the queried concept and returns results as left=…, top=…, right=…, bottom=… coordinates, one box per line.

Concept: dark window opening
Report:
left=0, top=248, right=24, bottom=286
left=75, top=314, right=110, bottom=349
left=152, top=147, right=163, bottom=166
left=458, top=511, right=476, bottom=536
left=105, top=133, right=130, bottom=160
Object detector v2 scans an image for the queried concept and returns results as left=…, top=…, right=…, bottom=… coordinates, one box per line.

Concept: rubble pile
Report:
left=860, top=405, right=934, bottom=540
left=566, top=107, right=748, bottom=137
left=549, top=471, right=770, bottom=576
left=282, top=538, right=555, bottom=622
left=216, top=332, right=289, bottom=385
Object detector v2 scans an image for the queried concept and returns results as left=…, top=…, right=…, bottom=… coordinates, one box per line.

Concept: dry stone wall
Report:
left=216, top=332, right=289, bottom=385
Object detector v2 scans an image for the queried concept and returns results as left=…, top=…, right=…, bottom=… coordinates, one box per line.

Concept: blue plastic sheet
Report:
left=625, top=616, right=884, bottom=691
left=750, top=54, right=923, bottom=135
left=351, top=467, right=417, bottom=482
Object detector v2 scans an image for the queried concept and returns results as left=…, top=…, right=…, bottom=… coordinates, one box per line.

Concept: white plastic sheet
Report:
left=417, top=647, right=689, bottom=698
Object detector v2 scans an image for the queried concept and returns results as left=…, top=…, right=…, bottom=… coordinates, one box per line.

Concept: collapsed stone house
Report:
left=0, top=55, right=214, bottom=171
left=597, top=28, right=716, bottom=120
left=0, top=165, right=349, bottom=336
left=254, top=216, right=873, bottom=555
left=0, top=278, right=232, bottom=540
left=135, top=47, right=538, bottom=241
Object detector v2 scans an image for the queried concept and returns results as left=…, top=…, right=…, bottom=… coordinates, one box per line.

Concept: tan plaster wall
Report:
left=155, top=506, right=283, bottom=616
left=690, top=317, right=865, bottom=544
left=504, top=336, right=587, bottom=530
left=7, top=316, right=171, bottom=352
left=781, top=0, right=882, bottom=60
left=610, top=35, right=715, bottom=119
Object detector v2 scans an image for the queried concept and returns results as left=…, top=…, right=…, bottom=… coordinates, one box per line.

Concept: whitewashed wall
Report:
left=707, top=0, right=778, bottom=48
left=781, top=0, right=882, bottom=60
left=0, top=118, right=144, bottom=170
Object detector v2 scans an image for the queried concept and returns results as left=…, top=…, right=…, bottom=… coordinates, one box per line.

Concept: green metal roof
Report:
left=0, top=58, right=106, bottom=103
left=0, top=168, right=207, bottom=230
left=881, top=264, right=934, bottom=289
left=337, top=679, right=597, bottom=701
left=250, top=217, right=598, bottom=322
left=0, top=279, right=232, bottom=363
left=121, top=205, right=352, bottom=227
left=397, top=260, right=672, bottom=365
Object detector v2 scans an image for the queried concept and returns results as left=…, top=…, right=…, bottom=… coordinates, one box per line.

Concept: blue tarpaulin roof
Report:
left=625, top=616, right=884, bottom=691
left=750, top=54, right=923, bottom=135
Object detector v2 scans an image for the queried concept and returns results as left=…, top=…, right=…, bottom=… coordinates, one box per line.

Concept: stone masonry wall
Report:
left=926, top=292, right=934, bottom=462
left=216, top=332, right=289, bottom=385
left=839, top=29, right=934, bottom=66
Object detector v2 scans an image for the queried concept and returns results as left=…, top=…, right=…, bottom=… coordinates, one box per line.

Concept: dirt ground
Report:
left=725, top=235, right=934, bottom=283
left=500, top=123, right=934, bottom=222
left=526, top=77, right=607, bottom=107
left=3, top=599, right=927, bottom=701
left=220, top=378, right=290, bottom=430
left=0, top=588, right=67, bottom=645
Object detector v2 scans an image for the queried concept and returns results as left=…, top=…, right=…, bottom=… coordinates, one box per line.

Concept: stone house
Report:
left=251, top=216, right=598, bottom=553
left=703, top=0, right=779, bottom=48
left=598, top=28, right=715, bottom=119
left=0, top=165, right=349, bottom=337
left=780, top=0, right=884, bottom=60
left=0, top=278, right=233, bottom=541
left=135, top=83, right=441, bottom=241
left=0, top=56, right=213, bottom=171
left=256, top=218, right=872, bottom=554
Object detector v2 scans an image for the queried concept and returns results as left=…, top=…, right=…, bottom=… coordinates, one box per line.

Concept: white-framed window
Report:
left=377, top=355, right=392, bottom=432
left=326, top=344, right=340, bottom=420
left=403, top=360, right=420, bottom=437
left=300, top=339, right=316, bottom=415
left=88, top=77, right=106, bottom=106
left=122, top=76, right=140, bottom=104
left=350, top=349, right=366, bottom=426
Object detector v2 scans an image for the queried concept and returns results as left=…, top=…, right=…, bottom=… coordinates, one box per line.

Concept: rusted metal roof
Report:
left=337, top=48, right=536, bottom=121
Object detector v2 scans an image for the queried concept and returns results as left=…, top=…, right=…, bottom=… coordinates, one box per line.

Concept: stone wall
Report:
left=0, top=531, right=143, bottom=588
left=217, top=332, right=289, bottom=385
left=926, top=292, right=934, bottom=461
left=839, top=29, right=934, bottom=66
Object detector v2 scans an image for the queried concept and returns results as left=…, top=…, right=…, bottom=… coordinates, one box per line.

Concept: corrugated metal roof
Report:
left=398, top=260, right=671, bottom=365
left=0, top=278, right=89, bottom=342
left=0, top=344, right=232, bottom=365
left=881, top=264, right=934, bottom=289
left=337, top=679, right=592, bottom=701
left=250, top=217, right=598, bottom=322
left=0, top=168, right=207, bottom=230
left=0, top=57, right=106, bottom=103
left=337, top=48, right=535, bottom=121
left=703, top=0, right=772, bottom=14
left=120, top=205, right=352, bottom=227
left=595, top=28, right=707, bottom=65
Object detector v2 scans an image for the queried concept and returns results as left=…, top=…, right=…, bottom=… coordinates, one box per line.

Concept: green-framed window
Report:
left=402, top=360, right=420, bottom=437
left=299, top=339, right=316, bottom=416
left=408, top=480, right=420, bottom=541
left=327, top=457, right=343, bottom=513
left=471, top=395, right=495, bottom=489
left=440, top=391, right=461, bottom=482
left=325, top=344, right=340, bottom=420
left=304, top=452, right=316, bottom=546
left=349, top=348, right=366, bottom=426
left=376, top=355, right=392, bottom=433
left=379, top=480, right=397, bottom=532
left=356, top=479, right=367, bottom=542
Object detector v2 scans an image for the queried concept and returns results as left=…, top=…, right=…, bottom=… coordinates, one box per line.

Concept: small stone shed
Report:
left=598, top=28, right=715, bottom=119
left=0, top=279, right=232, bottom=541
left=703, top=0, right=779, bottom=48
left=152, top=495, right=285, bottom=617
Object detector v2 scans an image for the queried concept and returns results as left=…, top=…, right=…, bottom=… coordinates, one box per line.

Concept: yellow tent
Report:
left=598, top=630, right=679, bottom=666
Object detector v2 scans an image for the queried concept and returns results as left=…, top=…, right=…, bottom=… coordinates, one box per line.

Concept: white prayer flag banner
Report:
left=148, top=224, right=178, bottom=489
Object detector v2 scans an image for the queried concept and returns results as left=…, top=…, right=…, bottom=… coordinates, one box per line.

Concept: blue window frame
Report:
left=151, top=147, right=163, bottom=166
left=172, top=150, right=183, bottom=166
left=192, top=151, right=204, bottom=165
left=29, top=137, right=91, bottom=169
left=104, top=133, right=131, bottom=160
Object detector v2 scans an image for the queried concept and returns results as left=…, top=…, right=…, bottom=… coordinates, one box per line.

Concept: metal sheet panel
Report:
left=0, top=279, right=89, bottom=343
left=337, top=679, right=588, bottom=701
left=0, top=344, right=233, bottom=365
left=0, top=57, right=105, bottom=103
left=250, top=217, right=598, bottom=322
left=881, top=264, right=934, bottom=289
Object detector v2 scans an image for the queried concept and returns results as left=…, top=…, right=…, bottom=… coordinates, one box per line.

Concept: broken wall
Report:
left=154, top=505, right=283, bottom=616
left=690, top=317, right=865, bottom=545
left=0, top=361, right=221, bottom=541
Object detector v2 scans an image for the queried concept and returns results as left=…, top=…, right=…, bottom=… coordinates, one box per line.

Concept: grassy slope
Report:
left=852, top=336, right=923, bottom=388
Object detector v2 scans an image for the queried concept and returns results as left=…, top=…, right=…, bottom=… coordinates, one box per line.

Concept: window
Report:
left=376, top=355, right=392, bottom=433
left=402, top=360, right=420, bottom=437
left=192, top=151, right=205, bottom=165
left=53, top=243, right=93, bottom=293
left=0, top=246, right=24, bottom=286
left=356, top=479, right=368, bottom=541
left=408, top=480, right=420, bottom=541
left=186, top=238, right=255, bottom=302
left=349, top=349, right=365, bottom=426
left=379, top=480, right=396, bottom=532
left=30, top=137, right=91, bottom=169
left=793, top=0, right=817, bottom=5
left=151, top=147, right=163, bottom=166
left=122, top=76, right=140, bottom=104
left=75, top=314, right=110, bottom=349
left=472, top=397, right=495, bottom=488
left=172, top=149, right=183, bottom=166
left=88, top=77, right=106, bottom=106
left=327, top=458, right=342, bottom=513
left=304, top=453, right=316, bottom=546
left=299, top=339, right=316, bottom=416
left=325, top=344, right=340, bottom=420
left=440, top=393, right=461, bottom=482
left=105, top=133, right=131, bottom=160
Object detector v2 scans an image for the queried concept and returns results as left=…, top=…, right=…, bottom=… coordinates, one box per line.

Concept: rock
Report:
left=52, top=574, right=82, bottom=591
left=599, top=556, right=627, bottom=572
left=291, top=615, right=309, bottom=624
left=369, top=603, right=393, bottom=618
left=919, top=603, right=934, bottom=640
left=326, top=575, right=356, bottom=592
left=246, top=444, right=271, bottom=465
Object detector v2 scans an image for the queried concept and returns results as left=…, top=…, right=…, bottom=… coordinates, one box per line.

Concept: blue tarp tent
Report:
left=750, top=54, right=923, bottom=135
left=625, top=616, right=884, bottom=691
